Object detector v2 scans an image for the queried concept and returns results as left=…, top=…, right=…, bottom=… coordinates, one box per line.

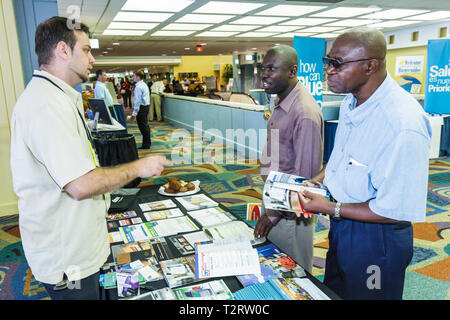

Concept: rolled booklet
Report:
left=263, top=171, right=330, bottom=215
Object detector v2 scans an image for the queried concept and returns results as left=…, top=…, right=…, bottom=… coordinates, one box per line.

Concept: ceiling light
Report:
left=194, top=1, right=265, bottom=14
left=113, top=12, right=173, bottom=22
left=176, top=14, right=235, bottom=24
left=236, top=32, right=278, bottom=37
left=230, top=16, right=288, bottom=25
left=251, top=48, right=257, bottom=50
left=196, top=31, right=239, bottom=37
left=274, top=32, right=315, bottom=38
left=212, top=25, right=260, bottom=32
left=163, top=23, right=212, bottom=30
left=255, top=26, right=300, bottom=33
left=112, top=42, right=120, bottom=45
left=325, top=19, right=381, bottom=27
left=300, top=26, right=344, bottom=33
left=151, top=30, right=195, bottom=36
left=404, top=11, right=450, bottom=20
left=200, top=43, right=207, bottom=46
left=102, top=51, right=108, bottom=54
left=311, top=7, right=380, bottom=18
left=311, top=33, right=340, bottom=39
left=102, top=29, right=147, bottom=36
left=107, top=22, right=159, bottom=30
left=281, top=18, right=336, bottom=26
left=89, top=39, right=99, bottom=49
left=121, top=0, right=194, bottom=12
left=369, top=20, right=423, bottom=28
left=362, top=9, right=429, bottom=19
left=106, top=48, right=113, bottom=50
left=185, top=48, right=190, bottom=50
left=255, top=4, right=326, bottom=16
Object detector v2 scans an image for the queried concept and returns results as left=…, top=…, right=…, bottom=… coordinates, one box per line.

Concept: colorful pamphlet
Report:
left=108, top=231, right=123, bottom=244
left=236, top=243, right=306, bottom=287
left=263, top=171, right=330, bottom=215
left=195, top=235, right=261, bottom=279
left=143, top=208, right=184, bottom=221
left=159, top=255, right=199, bottom=288
left=130, top=287, right=176, bottom=300
left=246, top=203, right=262, bottom=221
left=173, top=280, right=233, bottom=300
left=107, top=210, right=137, bottom=221
left=176, top=193, right=218, bottom=211
left=139, top=199, right=177, bottom=212
left=204, top=220, right=265, bottom=246
left=168, top=231, right=211, bottom=256
left=187, top=206, right=236, bottom=227
left=116, top=269, right=140, bottom=298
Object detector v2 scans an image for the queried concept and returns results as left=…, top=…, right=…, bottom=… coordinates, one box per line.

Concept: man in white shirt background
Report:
left=94, top=69, right=114, bottom=108
left=10, top=16, right=172, bottom=300
left=131, top=70, right=151, bottom=149
left=150, top=77, right=166, bottom=122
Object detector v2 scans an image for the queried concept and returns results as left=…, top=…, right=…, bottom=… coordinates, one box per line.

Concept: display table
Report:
left=102, top=184, right=340, bottom=301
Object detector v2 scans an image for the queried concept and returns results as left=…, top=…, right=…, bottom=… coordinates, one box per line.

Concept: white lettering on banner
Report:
left=298, top=76, right=323, bottom=97
left=298, top=59, right=317, bottom=73
left=429, top=64, right=450, bottom=78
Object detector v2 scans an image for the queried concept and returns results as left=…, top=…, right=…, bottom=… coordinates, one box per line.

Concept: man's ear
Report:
left=366, top=59, right=379, bottom=75
left=54, top=41, right=71, bottom=61
left=289, top=64, right=298, bottom=78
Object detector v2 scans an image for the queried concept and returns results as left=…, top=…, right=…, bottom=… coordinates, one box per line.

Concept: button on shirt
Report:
left=133, top=80, right=150, bottom=115
left=324, top=74, right=431, bottom=222
left=10, top=70, right=111, bottom=284
left=94, top=80, right=114, bottom=107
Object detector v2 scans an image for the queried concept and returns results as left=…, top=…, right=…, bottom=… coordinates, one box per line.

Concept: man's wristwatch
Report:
left=333, top=202, right=342, bottom=220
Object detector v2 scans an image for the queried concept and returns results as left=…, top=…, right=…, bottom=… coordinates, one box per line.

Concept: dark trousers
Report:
left=42, top=271, right=103, bottom=300
left=324, top=218, right=413, bottom=300
left=123, top=91, right=132, bottom=108
left=137, top=105, right=151, bottom=148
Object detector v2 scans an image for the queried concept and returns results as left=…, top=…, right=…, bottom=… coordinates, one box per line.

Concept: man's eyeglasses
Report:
left=322, top=56, right=374, bottom=70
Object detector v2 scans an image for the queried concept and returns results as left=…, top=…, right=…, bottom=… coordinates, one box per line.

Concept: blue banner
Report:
left=425, top=39, right=450, bottom=114
left=293, top=37, right=326, bottom=108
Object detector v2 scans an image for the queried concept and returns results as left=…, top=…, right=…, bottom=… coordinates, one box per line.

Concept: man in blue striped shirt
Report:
left=297, top=27, right=431, bottom=300
left=132, top=70, right=151, bottom=149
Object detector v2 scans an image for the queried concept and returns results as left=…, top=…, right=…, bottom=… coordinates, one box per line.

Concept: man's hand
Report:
left=137, top=156, right=173, bottom=178
left=254, top=214, right=275, bottom=239
left=297, top=190, right=333, bottom=217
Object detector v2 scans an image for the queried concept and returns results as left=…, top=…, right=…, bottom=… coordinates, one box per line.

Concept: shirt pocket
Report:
left=343, top=159, right=373, bottom=202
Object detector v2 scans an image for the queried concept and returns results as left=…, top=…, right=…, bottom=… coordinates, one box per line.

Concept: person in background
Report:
left=131, top=70, right=151, bottom=149
left=10, top=16, right=172, bottom=300
left=254, top=45, right=324, bottom=273
left=121, top=77, right=132, bottom=109
left=297, top=27, right=431, bottom=300
left=150, top=76, right=166, bottom=122
left=93, top=69, right=114, bottom=108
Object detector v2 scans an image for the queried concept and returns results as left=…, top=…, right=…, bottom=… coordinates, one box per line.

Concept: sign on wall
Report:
left=293, top=37, right=325, bottom=108
left=425, top=39, right=450, bottom=114
left=395, top=55, right=425, bottom=76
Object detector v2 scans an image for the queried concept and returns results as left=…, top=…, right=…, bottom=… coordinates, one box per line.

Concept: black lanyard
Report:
left=32, top=74, right=95, bottom=147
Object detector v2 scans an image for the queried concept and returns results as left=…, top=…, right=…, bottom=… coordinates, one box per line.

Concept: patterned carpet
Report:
left=0, top=117, right=449, bottom=300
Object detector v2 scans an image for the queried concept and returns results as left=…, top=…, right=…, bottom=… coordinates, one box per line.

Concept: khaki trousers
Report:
left=150, top=93, right=162, bottom=121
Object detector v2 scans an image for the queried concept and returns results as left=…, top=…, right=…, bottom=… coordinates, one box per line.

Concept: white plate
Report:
left=157, top=185, right=200, bottom=197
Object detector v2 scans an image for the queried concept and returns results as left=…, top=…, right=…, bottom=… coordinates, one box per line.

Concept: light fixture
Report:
left=281, top=18, right=336, bottom=26
left=404, top=11, right=450, bottom=21
left=274, top=32, right=315, bottom=38
left=231, top=16, right=288, bottom=25
left=112, top=42, right=120, bottom=45
left=176, top=14, right=235, bottom=24
left=151, top=30, right=196, bottom=36
left=113, top=12, right=173, bottom=22
left=194, top=1, right=265, bottom=14
left=184, top=47, right=191, bottom=50
left=325, top=19, right=381, bottom=27
left=121, top=0, right=194, bottom=12
left=163, top=23, right=213, bottom=31
left=102, top=29, right=147, bottom=36
left=300, top=26, right=344, bottom=33
left=311, top=33, right=340, bottom=39
left=107, top=22, right=159, bottom=30
left=212, top=25, right=260, bottom=32
left=236, top=32, right=278, bottom=37
left=255, top=4, right=326, bottom=16
left=89, top=38, right=99, bottom=49
left=255, top=26, right=300, bottom=33
left=196, top=31, right=239, bottom=37
left=369, top=20, right=423, bottom=28
left=362, top=9, right=429, bottom=19
left=311, top=7, right=380, bottom=18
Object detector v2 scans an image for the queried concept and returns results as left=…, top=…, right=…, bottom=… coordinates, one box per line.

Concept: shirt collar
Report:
left=274, top=81, right=302, bottom=113
left=33, top=70, right=81, bottom=103
left=344, top=73, right=392, bottom=126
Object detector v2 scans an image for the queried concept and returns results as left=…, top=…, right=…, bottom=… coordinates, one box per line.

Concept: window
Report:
left=411, top=31, right=419, bottom=42
left=439, top=27, right=448, bottom=38
left=388, top=35, right=395, bottom=44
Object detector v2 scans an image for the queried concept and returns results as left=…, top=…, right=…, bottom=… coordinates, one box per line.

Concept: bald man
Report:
left=297, top=27, right=431, bottom=299
left=254, top=45, right=324, bottom=273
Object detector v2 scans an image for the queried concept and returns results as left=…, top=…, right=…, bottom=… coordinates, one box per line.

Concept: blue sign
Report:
left=293, top=37, right=326, bottom=108
left=425, top=39, right=450, bottom=114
